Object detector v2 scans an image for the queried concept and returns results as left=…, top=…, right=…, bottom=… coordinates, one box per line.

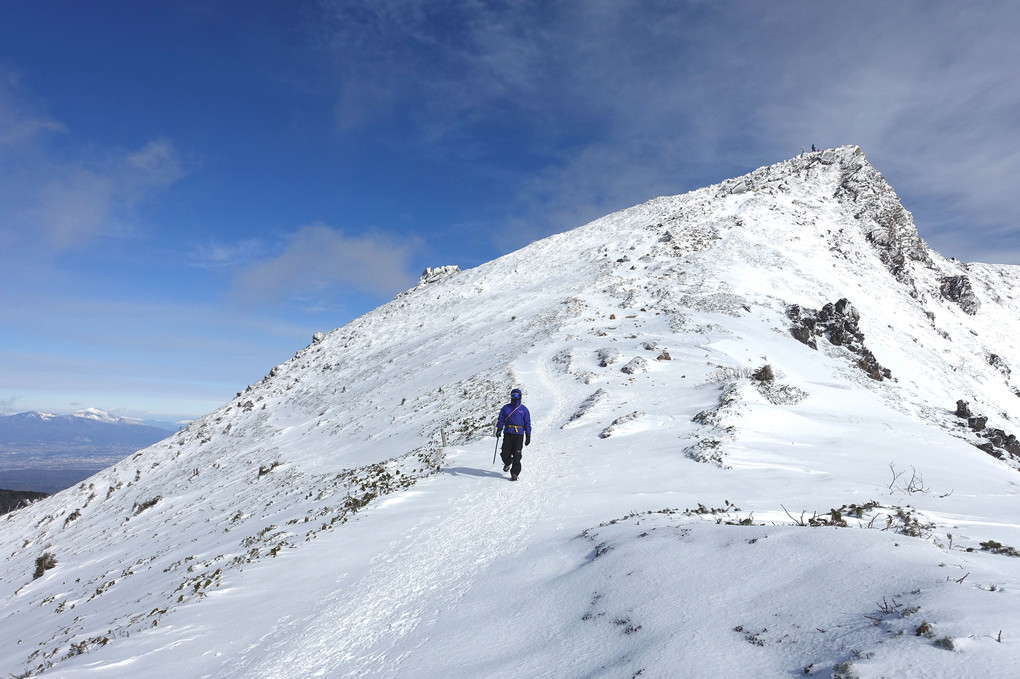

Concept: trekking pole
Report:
left=493, top=432, right=500, bottom=465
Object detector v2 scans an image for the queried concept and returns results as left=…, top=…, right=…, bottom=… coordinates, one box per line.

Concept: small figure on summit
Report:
left=495, top=387, right=531, bottom=481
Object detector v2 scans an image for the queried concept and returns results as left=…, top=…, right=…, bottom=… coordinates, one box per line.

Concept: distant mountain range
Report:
left=0, top=409, right=173, bottom=447
left=0, top=409, right=173, bottom=493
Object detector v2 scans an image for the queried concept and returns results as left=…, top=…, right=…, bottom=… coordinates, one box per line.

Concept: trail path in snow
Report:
left=219, top=344, right=573, bottom=679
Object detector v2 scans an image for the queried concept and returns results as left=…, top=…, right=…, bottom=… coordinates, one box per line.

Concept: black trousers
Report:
left=500, top=433, right=524, bottom=476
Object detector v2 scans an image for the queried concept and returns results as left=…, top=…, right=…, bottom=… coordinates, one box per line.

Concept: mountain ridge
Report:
left=3, top=146, right=1020, bottom=678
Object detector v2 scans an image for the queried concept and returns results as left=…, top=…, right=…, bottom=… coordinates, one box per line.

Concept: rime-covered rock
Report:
left=399, top=265, right=462, bottom=296
left=598, top=411, right=644, bottom=438
left=621, top=357, right=650, bottom=375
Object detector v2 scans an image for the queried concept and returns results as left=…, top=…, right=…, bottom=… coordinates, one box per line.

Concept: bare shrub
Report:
left=34, top=551, right=57, bottom=579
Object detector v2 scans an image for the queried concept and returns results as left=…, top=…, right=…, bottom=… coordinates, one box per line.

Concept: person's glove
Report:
left=525, top=433, right=531, bottom=446
left=495, top=427, right=502, bottom=437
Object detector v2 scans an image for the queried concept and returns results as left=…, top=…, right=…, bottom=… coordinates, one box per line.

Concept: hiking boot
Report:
left=511, top=474, right=518, bottom=481
left=503, top=464, right=511, bottom=472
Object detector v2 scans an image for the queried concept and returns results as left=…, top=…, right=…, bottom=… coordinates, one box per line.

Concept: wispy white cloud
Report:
left=231, top=223, right=420, bottom=305
left=0, top=68, right=66, bottom=150
left=190, top=238, right=266, bottom=269
left=26, top=139, right=184, bottom=249
left=0, top=73, right=184, bottom=251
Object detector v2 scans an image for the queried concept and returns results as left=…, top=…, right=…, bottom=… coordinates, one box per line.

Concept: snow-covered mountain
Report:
left=3, top=146, right=1020, bottom=678
left=68, top=408, right=133, bottom=425
left=0, top=409, right=170, bottom=445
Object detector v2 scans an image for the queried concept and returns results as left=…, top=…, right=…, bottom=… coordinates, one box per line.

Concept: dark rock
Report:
left=985, top=428, right=1008, bottom=447
left=962, top=404, right=1020, bottom=460
left=977, top=442, right=1002, bottom=457
left=817, top=299, right=865, bottom=346
left=987, top=353, right=1011, bottom=378
left=791, top=325, right=817, bottom=349
left=786, top=299, right=890, bottom=380
left=939, top=276, right=981, bottom=315
left=980, top=429, right=1020, bottom=458
left=834, top=298, right=859, bottom=320
left=856, top=355, right=892, bottom=381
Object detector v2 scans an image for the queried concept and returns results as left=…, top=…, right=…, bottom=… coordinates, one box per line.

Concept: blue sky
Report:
left=2, top=1, right=1019, bottom=425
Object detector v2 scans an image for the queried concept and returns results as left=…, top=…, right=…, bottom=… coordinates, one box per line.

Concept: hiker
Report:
left=495, top=387, right=531, bottom=481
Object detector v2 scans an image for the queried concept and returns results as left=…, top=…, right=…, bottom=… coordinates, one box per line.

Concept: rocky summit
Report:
left=3, top=146, right=1020, bottom=679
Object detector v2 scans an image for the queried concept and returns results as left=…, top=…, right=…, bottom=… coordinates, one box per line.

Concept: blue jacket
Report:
left=497, top=400, right=531, bottom=436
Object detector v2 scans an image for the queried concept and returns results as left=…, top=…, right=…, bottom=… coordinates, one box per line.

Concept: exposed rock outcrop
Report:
left=787, top=298, right=892, bottom=381
left=988, top=353, right=1012, bottom=379
left=940, top=275, right=981, bottom=315
left=954, top=399, right=1020, bottom=460
left=830, top=147, right=931, bottom=290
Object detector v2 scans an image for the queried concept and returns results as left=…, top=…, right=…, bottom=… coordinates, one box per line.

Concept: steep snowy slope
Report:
left=3, top=146, right=1020, bottom=679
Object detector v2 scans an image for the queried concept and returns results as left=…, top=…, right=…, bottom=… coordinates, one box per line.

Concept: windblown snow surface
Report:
left=4, top=146, right=1020, bottom=678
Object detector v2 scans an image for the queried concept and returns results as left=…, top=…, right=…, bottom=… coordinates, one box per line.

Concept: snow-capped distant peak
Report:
left=71, top=408, right=124, bottom=424
left=13, top=411, right=59, bottom=421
